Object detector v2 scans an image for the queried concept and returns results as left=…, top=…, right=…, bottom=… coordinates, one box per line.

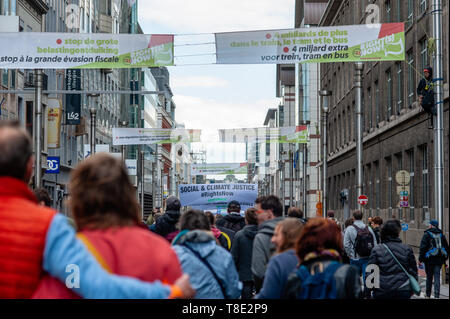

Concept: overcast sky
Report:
left=138, top=0, right=295, bottom=165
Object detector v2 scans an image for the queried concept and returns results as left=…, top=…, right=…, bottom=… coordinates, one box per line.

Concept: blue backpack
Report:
left=295, top=261, right=342, bottom=299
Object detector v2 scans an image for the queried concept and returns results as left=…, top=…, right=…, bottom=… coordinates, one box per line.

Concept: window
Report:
left=397, top=0, right=402, bottom=22
left=386, top=69, right=393, bottom=119
left=367, top=87, right=372, bottom=129
left=420, top=38, right=428, bottom=70
left=397, top=62, right=403, bottom=113
left=1, top=70, right=7, bottom=87
left=420, top=0, right=427, bottom=14
left=386, top=0, right=391, bottom=23
left=407, top=0, right=414, bottom=28
left=343, top=110, right=347, bottom=143
left=395, top=152, right=403, bottom=218
left=347, top=106, right=351, bottom=142
left=407, top=50, right=415, bottom=107
left=375, top=81, right=380, bottom=124
left=421, top=145, right=429, bottom=209
left=386, top=157, right=393, bottom=211
left=407, top=149, right=415, bottom=220
left=338, top=114, right=341, bottom=148
left=375, top=161, right=380, bottom=210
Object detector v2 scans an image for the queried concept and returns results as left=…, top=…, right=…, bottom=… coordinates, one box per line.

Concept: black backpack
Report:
left=352, top=225, right=374, bottom=257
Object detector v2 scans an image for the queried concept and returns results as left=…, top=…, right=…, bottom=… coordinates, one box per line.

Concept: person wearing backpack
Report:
left=172, top=209, right=242, bottom=299
left=367, top=220, right=418, bottom=299
left=283, top=218, right=361, bottom=299
left=343, top=210, right=377, bottom=282
left=230, top=208, right=259, bottom=299
left=256, top=218, right=304, bottom=299
left=216, top=200, right=246, bottom=232
left=419, top=220, right=449, bottom=299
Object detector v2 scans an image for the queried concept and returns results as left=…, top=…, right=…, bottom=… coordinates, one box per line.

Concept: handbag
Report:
left=382, top=244, right=421, bottom=296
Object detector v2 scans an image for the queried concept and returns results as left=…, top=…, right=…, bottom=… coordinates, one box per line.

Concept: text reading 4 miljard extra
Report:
left=179, top=184, right=256, bottom=193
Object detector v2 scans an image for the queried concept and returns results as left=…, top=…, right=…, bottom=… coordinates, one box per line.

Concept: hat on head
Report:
left=166, top=196, right=181, bottom=211
left=429, top=219, right=439, bottom=227
left=228, top=200, right=241, bottom=210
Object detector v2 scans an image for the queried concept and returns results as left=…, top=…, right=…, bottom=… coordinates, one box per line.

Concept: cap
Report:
left=429, top=219, right=439, bottom=227
left=166, top=196, right=181, bottom=211
left=228, top=200, right=241, bottom=210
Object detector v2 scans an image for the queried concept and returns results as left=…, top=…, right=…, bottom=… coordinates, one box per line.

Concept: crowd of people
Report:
left=1, top=120, right=449, bottom=299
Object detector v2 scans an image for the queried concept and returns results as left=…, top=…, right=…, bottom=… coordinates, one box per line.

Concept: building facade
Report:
left=319, top=0, right=449, bottom=249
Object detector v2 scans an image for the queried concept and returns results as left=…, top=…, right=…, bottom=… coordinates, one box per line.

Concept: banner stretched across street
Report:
left=215, top=23, right=404, bottom=64
left=112, top=127, right=201, bottom=145
left=219, top=125, right=308, bottom=143
left=191, top=163, right=248, bottom=176
left=179, top=183, right=258, bottom=211
left=0, top=33, right=173, bottom=69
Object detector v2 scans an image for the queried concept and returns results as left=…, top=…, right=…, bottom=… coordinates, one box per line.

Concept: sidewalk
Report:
left=412, top=273, right=449, bottom=299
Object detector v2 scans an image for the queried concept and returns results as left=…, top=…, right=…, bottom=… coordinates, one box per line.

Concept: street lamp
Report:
left=119, top=120, right=128, bottom=162
left=87, top=93, right=100, bottom=157
left=319, top=89, right=332, bottom=217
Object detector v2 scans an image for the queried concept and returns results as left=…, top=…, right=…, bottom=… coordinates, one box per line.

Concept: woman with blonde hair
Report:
left=256, top=218, right=304, bottom=299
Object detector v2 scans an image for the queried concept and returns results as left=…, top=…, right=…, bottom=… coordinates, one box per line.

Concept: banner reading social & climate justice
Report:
left=0, top=33, right=173, bottom=69
left=112, top=127, right=201, bottom=145
left=191, top=163, right=248, bottom=176
left=219, top=125, right=309, bottom=143
left=215, top=23, right=404, bottom=64
left=179, top=183, right=258, bottom=211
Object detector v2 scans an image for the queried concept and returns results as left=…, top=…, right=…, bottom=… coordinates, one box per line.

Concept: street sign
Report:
left=397, top=185, right=410, bottom=195
left=358, top=194, right=368, bottom=206
left=401, top=223, right=409, bottom=231
left=46, top=156, right=60, bottom=174
left=395, top=170, right=410, bottom=185
left=400, top=200, right=409, bottom=208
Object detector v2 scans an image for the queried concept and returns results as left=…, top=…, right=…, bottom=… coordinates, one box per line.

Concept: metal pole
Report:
left=34, top=69, right=43, bottom=188
left=280, top=160, right=285, bottom=216
left=141, top=149, right=145, bottom=221
left=320, top=90, right=332, bottom=217
left=121, top=121, right=128, bottom=162
left=90, top=108, right=97, bottom=156
left=152, top=158, right=156, bottom=210
left=355, top=63, right=364, bottom=206
left=161, top=159, right=165, bottom=209
left=289, top=145, right=294, bottom=208
left=303, top=143, right=308, bottom=217
left=432, top=0, right=444, bottom=231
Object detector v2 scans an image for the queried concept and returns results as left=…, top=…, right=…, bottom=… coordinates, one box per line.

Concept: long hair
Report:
left=296, top=218, right=343, bottom=263
left=276, top=218, right=304, bottom=253
left=69, top=153, right=140, bottom=231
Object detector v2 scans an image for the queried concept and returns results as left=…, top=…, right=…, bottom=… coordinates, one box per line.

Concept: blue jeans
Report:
left=425, top=263, right=441, bottom=298
left=350, top=257, right=369, bottom=282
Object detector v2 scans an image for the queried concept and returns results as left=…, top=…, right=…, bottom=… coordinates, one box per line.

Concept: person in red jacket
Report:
left=0, top=120, right=193, bottom=299
left=33, top=153, right=184, bottom=298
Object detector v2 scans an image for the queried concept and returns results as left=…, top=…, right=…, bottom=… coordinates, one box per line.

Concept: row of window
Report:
left=326, top=36, right=429, bottom=154
left=327, top=144, right=430, bottom=221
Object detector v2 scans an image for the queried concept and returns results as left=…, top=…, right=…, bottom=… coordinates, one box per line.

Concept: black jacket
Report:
left=231, top=224, right=258, bottom=282
left=150, top=209, right=180, bottom=238
left=373, top=227, right=381, bottom=244
left=216, top=213, right=246, bottom=232
left=419, top=227, right=449, bottom=265
left=283, top=257, right=361, bottom=299
left=368, top=238, right=418, bottom=298
left=417, top=67, right=434, bottom=108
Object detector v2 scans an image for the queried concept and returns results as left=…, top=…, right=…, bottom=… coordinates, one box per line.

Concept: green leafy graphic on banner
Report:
left=75, top=42, right=174, bottom=69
